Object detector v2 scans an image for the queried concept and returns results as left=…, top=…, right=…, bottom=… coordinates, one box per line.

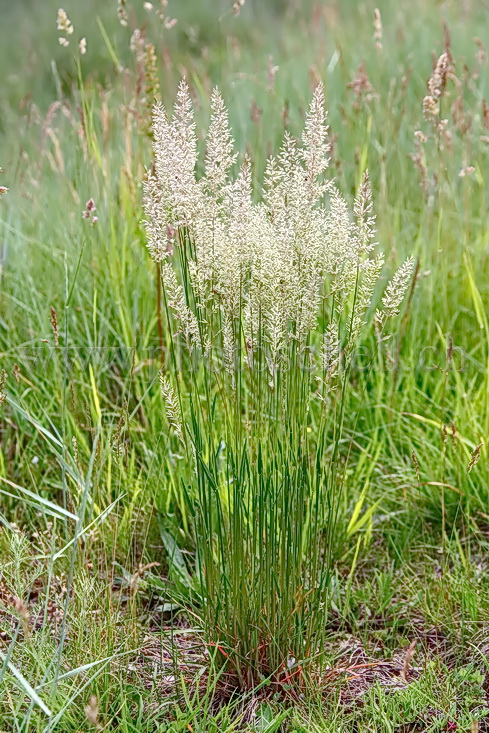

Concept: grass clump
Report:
left=145, top=80, right=413, bottom=688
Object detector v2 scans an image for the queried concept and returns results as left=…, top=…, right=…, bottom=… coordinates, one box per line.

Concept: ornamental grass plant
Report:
left=144, top=81, right=413, bottom=689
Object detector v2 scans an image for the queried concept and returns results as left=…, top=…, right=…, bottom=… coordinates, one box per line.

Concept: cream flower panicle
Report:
left=204, top=88, right=238, bottom=195
left=57, top=8, right=73, bottom=34
left=144, top=81, right=413, bottom=378
left=57, top=8, right=73, bottom=46
left=160, top=372, right=183, bottom=441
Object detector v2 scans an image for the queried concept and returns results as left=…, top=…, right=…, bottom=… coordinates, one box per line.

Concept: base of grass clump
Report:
left=139, top=613, right=489, bottom=732
left=1, top=526, right=489, bottom=730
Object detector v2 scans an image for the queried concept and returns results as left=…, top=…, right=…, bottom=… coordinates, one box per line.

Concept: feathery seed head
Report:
left=423, top=51, right=453, bottom=121
left=85, top=696, right=99, bottom=727
left=302, top=82, right=330, bottom=192
left=82, top=198, right=98, bottom=224
left=423, top=95, right=439, bottom=119
left=144, top=82, right=412, bottom=371
left=428, top=52, right=451, bottom=98
left=233, top=0, right=245, bottom=15
left=57, top=8, right=73, bottom=46
left=57, top=8, right=73, bottom=34
left=468, top=443, right=483, bottom=473
left=204, top=88, right=238, bottom=194
left=373, top=8, right=383, bottom=49
left=160, top=372, right=184, bottom=441
left=376, top=256, right=415, bottom=327
left=0, top=167, right=7, bottom=197
left=117, top=0, right=128, bottom=26
left=0, top=369, right=7, bottom=406
left=143, top=43, right=160, bottom=127
left=130, top=29, right=144, bottom=55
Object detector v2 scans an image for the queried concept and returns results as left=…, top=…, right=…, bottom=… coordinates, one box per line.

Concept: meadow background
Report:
left=1, top=0, right=489, bottom=730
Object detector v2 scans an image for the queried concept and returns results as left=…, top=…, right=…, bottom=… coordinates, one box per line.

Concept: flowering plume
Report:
left=160, top=372, right=183, bottom=441
left=373, top=8, right=383, bottom=49
left=117, top=0, right=128, bottom=26
left=57, top=8, right=73, bottom=46
left=423, top=51, right=453, bottom=120
left=204, top=88, right=238, bottom=195
left=57, top=8, right=73, bottom=34
left=144, top=81, right=413, bottom=378
left=0, top=369, right=7, bottom=407
left=82, top=198, right=98, bottom=224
